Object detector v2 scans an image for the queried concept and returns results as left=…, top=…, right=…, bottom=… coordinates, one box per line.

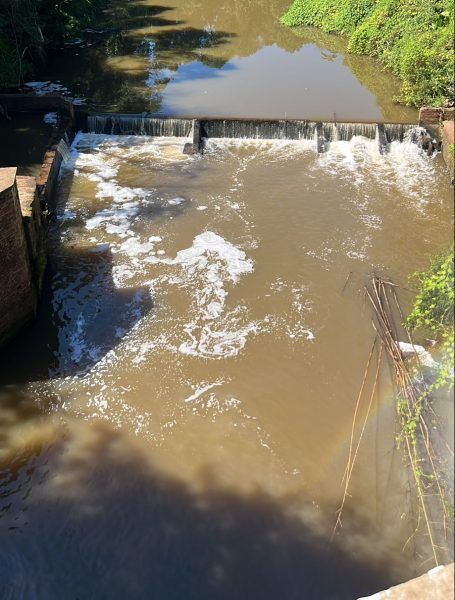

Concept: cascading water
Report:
left=56, top=138, right=71, bottom=162
left=85, top=114, right=425, bottom=155
left=87, top=114, right=193, bottom=137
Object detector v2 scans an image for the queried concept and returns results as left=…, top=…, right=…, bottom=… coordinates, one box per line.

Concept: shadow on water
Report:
left=31, top=0, right=418, bottom=119
left=0, top=420, right=398, bottom=599
left=0, top=116, right=54, bottom=177
left=39, top=1, right=237, bottom=112
left=0, top=170, right=154, bottom=385
left=0, top=246, right=153, bottom=385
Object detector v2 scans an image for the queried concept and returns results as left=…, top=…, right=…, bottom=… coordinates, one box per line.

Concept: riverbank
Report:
left=281, top=0, right=454, bottom=108
left=0, top=0, right=109, bottom=89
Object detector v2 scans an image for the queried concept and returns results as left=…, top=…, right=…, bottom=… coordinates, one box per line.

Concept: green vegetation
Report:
left=406, top=247, right=454, bottom=392
left=281, top=0, right=454, bottom=107
left=0, top=0, right=109, bottom=89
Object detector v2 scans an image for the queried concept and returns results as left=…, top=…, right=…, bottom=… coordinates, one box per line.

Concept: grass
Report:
left=281, top=0, right=454, bottom=107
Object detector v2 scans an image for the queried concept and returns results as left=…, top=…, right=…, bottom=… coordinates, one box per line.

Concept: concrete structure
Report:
left=358, top=563, right=454, bottom=600
left=419, top=106, right=454, bottom=183
left=0, top=169, right=37, bottom=346
left=16, top=175, right=47, bottom=289
left=442, top=119, right=454, bottom=185
left=0, top=94, right=76, bottom=347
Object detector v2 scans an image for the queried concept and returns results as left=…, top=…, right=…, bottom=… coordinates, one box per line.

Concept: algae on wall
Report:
left=281, top=0, right=454, bottom=107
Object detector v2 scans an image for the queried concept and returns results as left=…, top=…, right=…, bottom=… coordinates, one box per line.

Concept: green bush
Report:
left=406, top=248, right=454, bottom=390
left=281, top=0, right=454, bottom=106
left=407, top=248, right=454, bottom=332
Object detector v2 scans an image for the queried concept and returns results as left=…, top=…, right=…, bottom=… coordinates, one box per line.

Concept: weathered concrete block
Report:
left=37, top=148, right=63, bottom=207
left=17, top=176, right=47, bottom=289
left=183, top=119, right=202, bottom=154
left=358, top=563, right=454, bottom=600
left=419, top=106, right=442, bottom=126
left=441, top=120, right=454, bottom=185
left=0, top=168, right=36, bottom=347
left=442, top=107, right=454, bottom=121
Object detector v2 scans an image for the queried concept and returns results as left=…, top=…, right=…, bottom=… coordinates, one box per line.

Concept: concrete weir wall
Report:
left=0, top=169, right=38, bottom=346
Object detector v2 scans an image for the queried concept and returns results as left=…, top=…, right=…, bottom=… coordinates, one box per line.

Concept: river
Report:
left=29, top=0, right=417, bottom=122
left=0, top=1, right=453, bottom=599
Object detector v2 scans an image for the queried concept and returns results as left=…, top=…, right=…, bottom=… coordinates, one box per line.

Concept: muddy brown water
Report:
left=0, top=131, right=453, bottom=598
left=0, top=0, right=452, bottom=596
left=30, top=0, right=417, bottom=122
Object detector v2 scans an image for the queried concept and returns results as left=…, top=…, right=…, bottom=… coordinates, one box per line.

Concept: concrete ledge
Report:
left=441, top=120, right=454, bottom=185
left=0, top=168, right=37, bottom=348
left=17, top=176, right=47, bottom=290
left=442, top=107, right=454, bottom=121
left=0, top=167, right=17, bottom=194
left=419, top=106, right=441, bottom=138
left=37, top=147, right=63, bottom=206
left=419, top=106, right=455, bottom=182
left=358, top=563, right=454, bottom=600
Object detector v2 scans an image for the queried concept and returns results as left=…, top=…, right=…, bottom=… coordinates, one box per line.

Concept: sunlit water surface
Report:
left=31, top=0, right=417, bottom=121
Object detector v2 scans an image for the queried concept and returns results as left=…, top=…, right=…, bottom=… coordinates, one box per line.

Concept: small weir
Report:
left=87, top=114, right=193, bottom=138
left=85, top=114, right=419, bottom=155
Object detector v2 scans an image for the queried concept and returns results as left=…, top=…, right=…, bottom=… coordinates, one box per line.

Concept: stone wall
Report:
left=0, top=169, right=37, bottom=346
left=17, top=176, right=47, bottom=290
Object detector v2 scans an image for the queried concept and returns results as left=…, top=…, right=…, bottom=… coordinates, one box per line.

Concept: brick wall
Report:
left=0, top=169, right=37, bottom=346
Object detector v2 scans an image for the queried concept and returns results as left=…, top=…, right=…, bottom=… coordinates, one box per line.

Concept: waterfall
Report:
left=383, top=123, right=416, bottom=143
left=56, top=138, right=71, bottom=162
left=200, top=119, right=317, bottom=141
left=87, top=114, right=193, bottom=137
left=84, top=114, right=423, bottom=155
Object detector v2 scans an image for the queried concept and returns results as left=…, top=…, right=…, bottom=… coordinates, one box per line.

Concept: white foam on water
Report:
left=25, top=80, right=85, bottom=105
left=178, top=314, right=259, bottom=359
left=118, top=238, right=155, bottom=256
left=173, top=231, right=253, bottom=286
left=320, top=132, right=439, bottom=204
left=43, top=112, right=58, bottom=125
left=184, top=380, right=225, bottom=403
left=205, top=138, right=315, bottom=162
left=56, top=209, right=77, bottom=221
left=206, top=133, right=439, bottom=208
left=43, top=130, right=444, bottom=455
left=170, top=232, right=256, bottom=358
